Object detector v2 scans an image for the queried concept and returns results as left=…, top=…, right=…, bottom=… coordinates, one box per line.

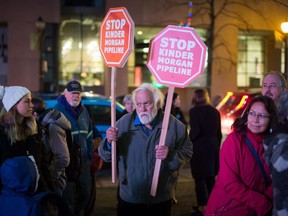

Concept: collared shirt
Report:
left=134, top=114, right=157, bottom=136
left=106, top=114, right=157, bottom=150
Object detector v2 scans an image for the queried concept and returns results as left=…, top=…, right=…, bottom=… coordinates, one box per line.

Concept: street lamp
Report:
left=35, top=16, right=46, bottom=92
left=281, top=20, right=288, bottom=79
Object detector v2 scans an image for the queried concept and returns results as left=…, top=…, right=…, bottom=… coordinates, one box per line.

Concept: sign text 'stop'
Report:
left=147, top=25, right=207, bottom=88
left=100, top=7, right=134, bottom=68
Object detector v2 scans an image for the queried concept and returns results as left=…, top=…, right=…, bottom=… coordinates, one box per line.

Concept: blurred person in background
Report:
left=54, top=80, right=93, bottom=216
left=262, top=71, right=286, bottom=102
left=264, top=90, right=288, bottom=216
left=119, top=94, right=134, bottom=119
left=85, top=122, right=103, bottom=215
left=0, top=155, right=72, bottom=215
left=205, top=95, right=277, bottom=216
left=0, top=156, right=41, bottom=215
left=32, top=96, right=71, bottom=196
left=189, top=88, right=222, bottom=216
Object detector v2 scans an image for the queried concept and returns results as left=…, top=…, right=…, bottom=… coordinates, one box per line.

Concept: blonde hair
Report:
left=0, top=106, right=37, bottom=144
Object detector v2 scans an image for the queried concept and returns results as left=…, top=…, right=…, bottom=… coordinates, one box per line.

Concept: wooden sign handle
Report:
left=111, top=66, right=117, bottom=183
left=150, top=86, right=175, bottom=196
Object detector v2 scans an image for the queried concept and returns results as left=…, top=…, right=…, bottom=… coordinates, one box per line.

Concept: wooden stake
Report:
left=150, top=86, right=175, bottom=196
left=111, top=66, right=117, bottom=183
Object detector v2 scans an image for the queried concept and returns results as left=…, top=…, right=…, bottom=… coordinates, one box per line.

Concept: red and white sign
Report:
left=100, top=7, right=134, bottom=68
left=147, top=25, right=207, bottom=88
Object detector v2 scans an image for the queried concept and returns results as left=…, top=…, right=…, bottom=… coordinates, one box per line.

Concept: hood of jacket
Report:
left=1, top=156, right=39, bottom=196
left=39, top=108, right=71, bottom=130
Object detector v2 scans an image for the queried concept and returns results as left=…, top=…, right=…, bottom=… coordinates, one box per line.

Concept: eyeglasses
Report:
left=262, top=83, right=279, bottom=90
left=248, top=111, right=270, bottom=121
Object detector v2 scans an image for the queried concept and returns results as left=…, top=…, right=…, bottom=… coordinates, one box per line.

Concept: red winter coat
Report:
left=205, top=129, right=272, bottom=216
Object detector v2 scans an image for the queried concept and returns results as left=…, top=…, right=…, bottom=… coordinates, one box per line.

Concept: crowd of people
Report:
left=0, top=71, right=288, bottom=216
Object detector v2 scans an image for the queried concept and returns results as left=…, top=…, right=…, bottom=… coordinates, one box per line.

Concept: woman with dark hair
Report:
left=205, top=95, right=278, bottom=216
left=189, top=88, right=222, bottom=215
left=264, top=90, right=288, bottom=215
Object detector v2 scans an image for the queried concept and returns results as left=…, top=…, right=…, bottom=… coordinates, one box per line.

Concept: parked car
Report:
left=116, top=95, right=125, bottom=105
left=216, top=91, right=260, bottom=135
left=36, top=92, right=125, bottom=139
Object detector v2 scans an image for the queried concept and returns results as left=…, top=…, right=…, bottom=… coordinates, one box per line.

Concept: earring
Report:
left=269, top=128, right=273, bottom=133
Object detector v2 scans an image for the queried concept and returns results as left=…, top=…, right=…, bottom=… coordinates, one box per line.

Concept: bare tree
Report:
left=158, top=0, right=288, bottom=92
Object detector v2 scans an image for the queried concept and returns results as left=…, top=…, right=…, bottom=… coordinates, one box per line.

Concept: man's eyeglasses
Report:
left=248, top=111, right=270, bottom=121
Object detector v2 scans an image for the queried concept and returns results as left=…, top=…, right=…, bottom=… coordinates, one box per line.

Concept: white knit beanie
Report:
left=0, top=85, right=31, bottom=112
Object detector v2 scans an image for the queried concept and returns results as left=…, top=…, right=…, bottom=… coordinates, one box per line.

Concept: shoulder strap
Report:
left=42, top=123, right=51, bottom=152
left=245, top=137, right=269, bottom=185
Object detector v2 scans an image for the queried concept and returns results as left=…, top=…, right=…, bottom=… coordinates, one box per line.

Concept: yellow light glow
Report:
left=62, top=38, right=73, bottom=55
left=142, top=47, right=149, bottom=53
left=81, top=72, right=87, bottom=78
left=86, top=40, right=102, bottom=61
left=281, top=21, right=288, bottom=34
left=234, top=95, right=248, bottom=111
left=216, top=91, right=233, bottom=110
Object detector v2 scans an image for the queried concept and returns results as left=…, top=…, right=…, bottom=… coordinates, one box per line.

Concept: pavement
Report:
left=93, top=164, right=197, bottom=216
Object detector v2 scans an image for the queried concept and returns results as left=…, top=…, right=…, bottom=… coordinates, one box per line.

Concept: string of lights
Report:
left=179, top=1, right=193, bottom=27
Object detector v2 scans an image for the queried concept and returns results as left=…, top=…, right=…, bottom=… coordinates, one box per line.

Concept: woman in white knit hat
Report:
left=0, top=85, right=52, bottom=192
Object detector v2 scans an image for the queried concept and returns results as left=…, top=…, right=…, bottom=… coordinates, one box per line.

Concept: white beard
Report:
left=138, top=109, right=157, bottom=125
left=69, top=100, right=80, bottom=107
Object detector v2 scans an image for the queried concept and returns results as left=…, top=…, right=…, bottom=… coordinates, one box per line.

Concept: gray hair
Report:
left=123, top=94, right=132, bottom=105
left=263, top=71, right=287, bottom=88
left=277, top=90, right=288, bottom=124
left=132, top=83, right=164, bottom=110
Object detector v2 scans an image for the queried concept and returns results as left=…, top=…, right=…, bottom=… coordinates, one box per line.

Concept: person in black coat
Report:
left=163, top=92, right=187, bottom=127
left=189, top=88, right=222, bottom=215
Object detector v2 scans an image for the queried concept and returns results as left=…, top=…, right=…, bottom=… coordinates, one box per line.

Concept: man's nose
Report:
left=139, top=104, right=147, bottom=111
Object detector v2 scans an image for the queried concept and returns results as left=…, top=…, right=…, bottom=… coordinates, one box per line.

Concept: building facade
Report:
left=0, top=0, right=287, bottom=114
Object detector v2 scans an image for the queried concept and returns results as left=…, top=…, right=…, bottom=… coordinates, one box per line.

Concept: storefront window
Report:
left=237, top=33, right=270, bottom=88
left=59, top=17, right=104, bottom=86
left=59, top=22, right=208, bottom=88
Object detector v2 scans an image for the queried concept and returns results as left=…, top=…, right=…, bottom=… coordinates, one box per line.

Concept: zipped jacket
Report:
left=54, top=96, right=93, bottom=161
left=99, top=110, right=192, bottom=204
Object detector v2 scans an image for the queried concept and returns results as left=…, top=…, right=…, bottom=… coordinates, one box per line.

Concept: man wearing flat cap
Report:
left=54, top=80, right=93, bottom=215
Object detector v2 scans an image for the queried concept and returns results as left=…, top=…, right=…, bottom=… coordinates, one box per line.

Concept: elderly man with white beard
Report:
left=98, top=83, right=192, bottom=216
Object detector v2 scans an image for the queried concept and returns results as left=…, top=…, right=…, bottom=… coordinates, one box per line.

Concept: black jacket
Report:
left=189, top=104, right=222, bottom=178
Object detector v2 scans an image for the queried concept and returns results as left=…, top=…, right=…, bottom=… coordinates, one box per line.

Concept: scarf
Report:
left=56, top=95, right=83, bottom=119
